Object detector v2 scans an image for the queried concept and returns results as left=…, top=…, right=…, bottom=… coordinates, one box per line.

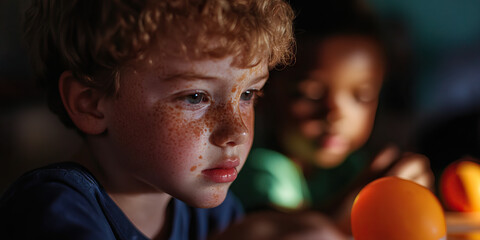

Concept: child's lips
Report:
left=202, top=168, right=238, bottom=183
left=202, top=158, right=240, bottom=183
left=321, top=135, right=348, bottom=153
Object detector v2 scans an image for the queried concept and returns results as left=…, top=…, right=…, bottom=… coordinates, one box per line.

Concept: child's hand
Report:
left=211, top=210, right=349, bottom=240
left=384, top=152, right=434, bottom=189
left=371, top=145, right=434, bottom=190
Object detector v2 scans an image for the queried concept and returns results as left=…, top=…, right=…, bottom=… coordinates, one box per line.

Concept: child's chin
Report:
left=195, top=200, right=224, bottom=209
left=182, top=190, right=229, bottom=208
left=314, top=150, right=348, bottom=168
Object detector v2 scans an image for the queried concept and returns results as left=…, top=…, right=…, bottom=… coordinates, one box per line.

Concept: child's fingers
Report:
left=386, top=153, right=434, bottom=189
left=412, top=173, right=434, bottom=189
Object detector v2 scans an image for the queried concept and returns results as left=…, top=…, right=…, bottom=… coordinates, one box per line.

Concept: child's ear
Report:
left=59, top=71, right=107, bottom=135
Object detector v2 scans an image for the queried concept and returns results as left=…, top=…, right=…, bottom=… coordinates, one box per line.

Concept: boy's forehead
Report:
left=131, top=53, right=269, bottom=82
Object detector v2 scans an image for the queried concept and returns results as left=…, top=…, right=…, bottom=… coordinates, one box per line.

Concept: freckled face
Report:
left=103, top=54, right=268, bottom=208
left=284, top=36, right=384, bottom=168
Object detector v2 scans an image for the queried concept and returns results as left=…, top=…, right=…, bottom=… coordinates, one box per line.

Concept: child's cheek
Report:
left=238, top=104, right=256, bottom=159
left=110, top=99, right=203, bottom=178
left=242, top=105, right=255, bottom=140
left=151, top=105, right=207, bottom=162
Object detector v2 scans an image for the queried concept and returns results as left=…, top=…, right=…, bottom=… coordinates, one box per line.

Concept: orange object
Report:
left=351, top=177, right=446, bottom=240
left=440, top=159, right=480, bottom=212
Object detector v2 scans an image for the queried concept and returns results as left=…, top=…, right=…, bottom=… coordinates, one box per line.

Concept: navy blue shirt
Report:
left=0, top=162, right=243, bottom=239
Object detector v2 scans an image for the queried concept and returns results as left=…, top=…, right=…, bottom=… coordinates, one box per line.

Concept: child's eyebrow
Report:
left=162, top=72, right=218, bottom=82
left=250, top=73, right=269, bottom=85
left=161, top=72, right=269, bottom=84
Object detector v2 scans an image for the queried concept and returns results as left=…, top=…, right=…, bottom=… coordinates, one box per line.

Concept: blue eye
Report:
left=241, top=90, right=261, bottom=101
left=185, top=92, right=209, bottom=104
left=240, top=90, right=254, bottom=101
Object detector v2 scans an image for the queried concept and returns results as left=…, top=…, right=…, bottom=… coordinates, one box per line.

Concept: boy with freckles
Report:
left=0, top=0, right=294, bottom=239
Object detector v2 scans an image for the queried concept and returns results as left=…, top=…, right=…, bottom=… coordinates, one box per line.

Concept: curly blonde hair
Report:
left=24, top=0, right=295, bottom=128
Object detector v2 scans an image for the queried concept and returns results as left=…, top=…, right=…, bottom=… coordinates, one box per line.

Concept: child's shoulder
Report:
left=1, top=162, right=103, bottom=208
left=0, top=162, right=140, bottom=239
left=5, top=162, right=97, bottom=190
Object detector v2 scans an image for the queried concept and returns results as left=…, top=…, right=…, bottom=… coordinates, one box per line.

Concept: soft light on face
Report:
left=102, top=50, right=268, bottom=208
left=284, top=36, right=385, bottom=168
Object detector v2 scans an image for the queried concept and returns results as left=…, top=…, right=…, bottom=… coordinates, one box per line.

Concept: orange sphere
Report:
left=440, top=159, right=480, bottom=212
left=351, top=177, right=446, bottom=240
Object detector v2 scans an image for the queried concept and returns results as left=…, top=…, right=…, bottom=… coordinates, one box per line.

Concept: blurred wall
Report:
left=0, top=0, right=82, bottom=193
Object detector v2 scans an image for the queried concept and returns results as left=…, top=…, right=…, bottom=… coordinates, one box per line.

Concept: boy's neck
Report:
left=72, top=144, right=173, bottom=239
left=109, top=191, right=173, bottom=240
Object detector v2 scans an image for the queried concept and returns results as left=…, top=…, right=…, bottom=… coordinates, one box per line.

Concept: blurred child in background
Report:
left=231, top=0, right=434, bottom=235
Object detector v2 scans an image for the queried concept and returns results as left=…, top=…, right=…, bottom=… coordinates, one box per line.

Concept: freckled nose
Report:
left=210, top=106, right=249, bottom=147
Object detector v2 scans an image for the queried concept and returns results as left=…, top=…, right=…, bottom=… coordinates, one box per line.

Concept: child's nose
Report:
left=321, top=93, right=342, bottom=123
left=210, top=105, right=249, bottom=147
